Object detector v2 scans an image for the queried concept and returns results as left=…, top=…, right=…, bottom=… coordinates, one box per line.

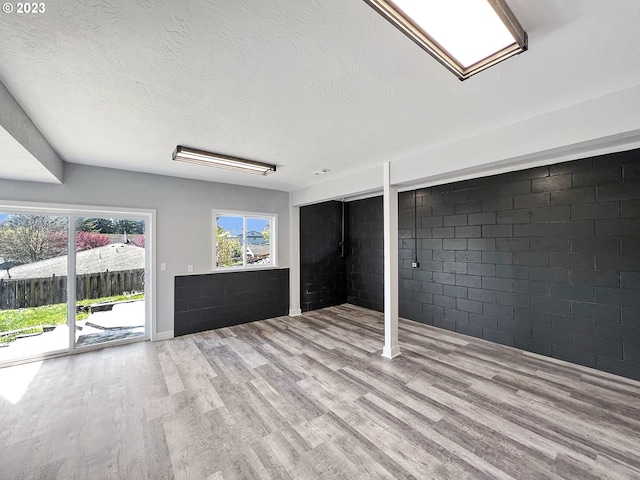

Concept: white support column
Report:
left=67, top=215, right=76, bottom=352
left=289, top=194, right=302, bottom=316
left=382, top=162, right=400, bottom=359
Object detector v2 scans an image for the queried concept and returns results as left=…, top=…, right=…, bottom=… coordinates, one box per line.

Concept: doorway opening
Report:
left=0, top=205, right=154, bottom=366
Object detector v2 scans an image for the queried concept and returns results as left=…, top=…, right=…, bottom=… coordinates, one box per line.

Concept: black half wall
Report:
left=300, top=201, right=347, bottom=311
left=399, top=149, right=640, bottom=381
left=174, top=268, right=289, bottom=336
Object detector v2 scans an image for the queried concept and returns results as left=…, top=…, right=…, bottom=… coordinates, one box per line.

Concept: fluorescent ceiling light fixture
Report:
left=172, top=146, right=276, bottom=176
left=364, top=0, right=527, bottom=80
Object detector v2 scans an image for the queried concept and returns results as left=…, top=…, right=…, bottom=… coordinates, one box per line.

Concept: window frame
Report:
left=0, top=199, right=156, bottom=368
left=212, top=209, right=277, bottom=271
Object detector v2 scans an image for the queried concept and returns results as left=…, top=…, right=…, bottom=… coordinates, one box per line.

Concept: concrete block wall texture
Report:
left=174, top=269, right=289, bottom=335
left=346, top=196, right=384, bottom=312
left=398, top=149, right=640, bottom=380
left=300, top=201, right=347, bottom=311
left=297, top=149, right=640, bottom=380
left=299, top=197, right=384, bottom=312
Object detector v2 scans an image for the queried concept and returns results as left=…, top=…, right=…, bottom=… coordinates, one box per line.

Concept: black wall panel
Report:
left=300, top=201, right=347, bottom=311
left=346, top=196, right=384, bottom=312
left=174, top=268, right=289, bottom=336
left=398, top=149, right=640, bottom=381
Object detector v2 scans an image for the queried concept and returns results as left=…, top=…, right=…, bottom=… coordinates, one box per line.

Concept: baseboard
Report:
left=382, top=345, right=401, bottom=359
left=289, top=308, right=302, bottom=317
left=154, top=330, right=174, bottom=341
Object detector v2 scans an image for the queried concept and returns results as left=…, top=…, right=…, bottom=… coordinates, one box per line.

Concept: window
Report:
left=213, top=211, right=277, bottom=269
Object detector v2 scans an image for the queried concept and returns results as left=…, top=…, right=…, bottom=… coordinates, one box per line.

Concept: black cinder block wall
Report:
left=398, top=149, right=640, bottom=380
left=174, top=269, right=289, bottom=335
left=347, top=196, right=384, bottom=312
left=300, top=201, right=347, bottom=311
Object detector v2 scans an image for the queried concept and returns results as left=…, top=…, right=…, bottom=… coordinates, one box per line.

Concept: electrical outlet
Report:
left=412, top=261, right=420, bottom=268
left=187, top=264, right=193, bottom=273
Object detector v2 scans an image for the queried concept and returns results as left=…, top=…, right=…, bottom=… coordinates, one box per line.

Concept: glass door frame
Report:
left=0, top=200, right=155, bottom=365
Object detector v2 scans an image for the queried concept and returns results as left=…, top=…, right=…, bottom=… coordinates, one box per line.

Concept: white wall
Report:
left=0, top=163, right=290, bottom=337
left=291, top=84, right=640, bottom=205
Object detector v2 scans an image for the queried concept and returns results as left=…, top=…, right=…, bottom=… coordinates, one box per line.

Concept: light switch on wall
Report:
left=160, top=263, right=167, bottom=271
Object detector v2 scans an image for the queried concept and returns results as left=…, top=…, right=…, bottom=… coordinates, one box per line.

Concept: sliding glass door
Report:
left=0, top=213, right=70, bottom=363
left=0, top=206, right=152, bottom=366
left=73, top=216, right=146, bottom=349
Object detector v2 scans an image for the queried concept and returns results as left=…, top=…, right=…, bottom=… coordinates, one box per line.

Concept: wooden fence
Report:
left=0, top=269, right=145, bottom=310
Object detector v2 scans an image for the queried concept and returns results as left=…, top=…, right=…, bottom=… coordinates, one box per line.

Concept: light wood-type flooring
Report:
left=1, top=304, right=639, bottom=479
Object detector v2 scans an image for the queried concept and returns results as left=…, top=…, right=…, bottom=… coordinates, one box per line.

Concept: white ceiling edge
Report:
left=292, top=165, right=383, bottom=207
left=0, top=82, right=63, bottom=184
left=292, top=84, right=640, bottom=206
left=392, top=84, right=640, bottom=185
left=397, top=130, right=640, bottom=193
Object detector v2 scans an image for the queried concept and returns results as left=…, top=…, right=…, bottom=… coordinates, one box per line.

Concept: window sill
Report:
left=210, top=265, right=283, bottom=274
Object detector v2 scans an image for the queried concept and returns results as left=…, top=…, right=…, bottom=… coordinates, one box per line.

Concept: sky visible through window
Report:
left=218, top=215, right=269, bottom=237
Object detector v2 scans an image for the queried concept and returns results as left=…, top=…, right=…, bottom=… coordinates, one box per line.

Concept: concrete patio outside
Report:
left=0, top=300, right=145, bottom=363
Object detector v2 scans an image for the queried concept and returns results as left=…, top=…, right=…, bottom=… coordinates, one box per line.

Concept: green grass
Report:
left=0, top=293, right=144, bottom=342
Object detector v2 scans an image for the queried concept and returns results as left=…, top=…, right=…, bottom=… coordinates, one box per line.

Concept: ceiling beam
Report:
left=0, top=81, right=63, bottom=184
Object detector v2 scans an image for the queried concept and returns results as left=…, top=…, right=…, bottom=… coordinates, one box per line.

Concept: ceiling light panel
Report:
left=364, top=0, right=527, bottom=80
left=172, top=146, right=276, bottom=176
left=393, top=0, right=514, bottom=67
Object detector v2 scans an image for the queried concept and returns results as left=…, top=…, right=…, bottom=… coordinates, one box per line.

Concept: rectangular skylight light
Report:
left=364, top=0, right=527, bottom=80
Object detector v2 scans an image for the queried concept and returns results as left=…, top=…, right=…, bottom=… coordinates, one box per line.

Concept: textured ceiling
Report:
left=1, top=0, right=639, bottom=192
